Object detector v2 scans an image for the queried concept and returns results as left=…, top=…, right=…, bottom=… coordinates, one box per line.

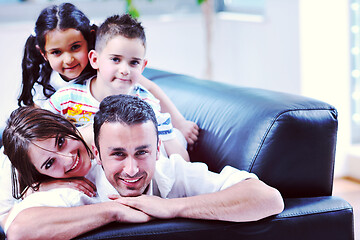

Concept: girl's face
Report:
left=42, top=28, right=89, bottom=81
left=28, top=135, right=91, bottom=178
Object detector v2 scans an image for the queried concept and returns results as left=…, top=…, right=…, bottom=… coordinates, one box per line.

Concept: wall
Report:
left=0, top=0, right=353, bottom=177
left=299, top=0, right=351, bottom=177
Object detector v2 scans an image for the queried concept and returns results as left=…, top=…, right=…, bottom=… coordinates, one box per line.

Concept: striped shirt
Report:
left=43, top=78, right=175, bottom=141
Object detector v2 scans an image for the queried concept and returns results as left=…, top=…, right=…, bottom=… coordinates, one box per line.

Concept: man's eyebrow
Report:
left=135, top=145, right=151, bottom=151
left=109, top=147, right=126, bottom=152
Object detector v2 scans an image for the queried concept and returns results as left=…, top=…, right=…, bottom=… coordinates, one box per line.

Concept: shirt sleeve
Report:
left=3, top=188, right=97, bottom=234
left=155, top=112, right=176, bottom=141
left=132, top=85, right=176, bottom=141
left=42, top=91, right=63, bottom=114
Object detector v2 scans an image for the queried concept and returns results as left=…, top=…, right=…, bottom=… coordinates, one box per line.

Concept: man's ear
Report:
left=92, top=144, right=102, bottom=165
left=36, top=45, right=47, bottom=61
left=88, top=50, right=99, bottom=70
left=156, top=139, right=161, bottom=161
left=141, top=59, right=148, bottom=73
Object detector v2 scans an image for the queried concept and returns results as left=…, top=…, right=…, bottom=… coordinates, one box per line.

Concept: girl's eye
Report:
left=50, top=50, right=61, bottom=56
left=71, top=44, right=81, bottom=51
left=45, top=158, right=55, bottom=170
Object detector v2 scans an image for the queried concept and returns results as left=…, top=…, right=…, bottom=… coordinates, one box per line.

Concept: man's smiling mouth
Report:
left=120, top=176, right=143, bottom=184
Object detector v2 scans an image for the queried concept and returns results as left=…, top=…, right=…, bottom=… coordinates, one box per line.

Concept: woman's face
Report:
left=42, top=28, right=89, bottom=81
left=28, top=135, right=91, bottom=178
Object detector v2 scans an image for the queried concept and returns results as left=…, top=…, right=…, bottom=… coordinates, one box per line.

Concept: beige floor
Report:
left=333, top=177, right=360, bottom=240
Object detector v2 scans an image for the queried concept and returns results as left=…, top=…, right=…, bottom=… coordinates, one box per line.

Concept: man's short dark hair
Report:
left=93, top=94, right=158, bottom=151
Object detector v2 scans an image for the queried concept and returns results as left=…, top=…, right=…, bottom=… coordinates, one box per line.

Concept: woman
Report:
left=2, top=107, right=96, bottom=200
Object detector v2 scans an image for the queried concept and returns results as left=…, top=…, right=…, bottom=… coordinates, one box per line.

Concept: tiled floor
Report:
left=333, top=177, right=360, bottom=239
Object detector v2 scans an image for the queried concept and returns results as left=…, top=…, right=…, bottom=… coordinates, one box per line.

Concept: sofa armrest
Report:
left=143, top=68, right=338, bottom=198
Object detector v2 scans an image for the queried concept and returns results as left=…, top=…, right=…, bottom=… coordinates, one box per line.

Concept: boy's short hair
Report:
left=95, top=14, right=146, bottom=53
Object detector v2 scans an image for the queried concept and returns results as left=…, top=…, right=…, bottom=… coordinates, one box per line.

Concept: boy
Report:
left=44, top=14, right=190, bottom=161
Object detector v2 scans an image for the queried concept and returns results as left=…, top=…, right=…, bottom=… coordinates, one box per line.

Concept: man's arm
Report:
left=6, top=202, right=152, bottom=240
left=112, top=178, right=284, bottom=222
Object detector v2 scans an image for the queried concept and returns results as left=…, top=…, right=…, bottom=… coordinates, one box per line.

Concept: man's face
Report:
left=94, top=121, right=159, bottom=197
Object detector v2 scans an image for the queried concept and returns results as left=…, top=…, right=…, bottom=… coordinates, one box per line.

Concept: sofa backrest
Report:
left=144, top=68, right=338, bottom=198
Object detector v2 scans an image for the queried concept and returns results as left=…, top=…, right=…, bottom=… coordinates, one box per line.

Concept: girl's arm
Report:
left=138, top=75, right=199, bottom=145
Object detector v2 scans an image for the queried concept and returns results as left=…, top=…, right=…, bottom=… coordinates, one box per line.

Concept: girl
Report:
left=18, top=2, right=97, bottom=108
left=18, top=2, right=199, bottom=144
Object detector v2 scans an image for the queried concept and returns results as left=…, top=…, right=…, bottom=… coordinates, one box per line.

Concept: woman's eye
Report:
left=57, top=136, right=65, bottom=148
left=45, top=158, right=55, bottom=170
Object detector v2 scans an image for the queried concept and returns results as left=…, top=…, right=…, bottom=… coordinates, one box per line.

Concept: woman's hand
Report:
left=25, top=177, right=96, bottom=198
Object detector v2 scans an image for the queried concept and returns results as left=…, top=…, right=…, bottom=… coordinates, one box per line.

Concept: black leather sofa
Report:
left=0, top=68, right=354, bottom=240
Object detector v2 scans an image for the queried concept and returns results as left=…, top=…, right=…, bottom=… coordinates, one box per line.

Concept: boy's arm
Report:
left=163, top=139, right=190, bottom=162
left=138, top=75, right=199, bottom=145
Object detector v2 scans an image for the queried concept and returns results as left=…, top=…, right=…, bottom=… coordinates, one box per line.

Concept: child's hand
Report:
left=179, top=120, right=199, bottom=146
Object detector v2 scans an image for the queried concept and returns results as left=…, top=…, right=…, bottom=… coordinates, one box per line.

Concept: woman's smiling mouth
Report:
left=66, top=151, right=80, bottom=173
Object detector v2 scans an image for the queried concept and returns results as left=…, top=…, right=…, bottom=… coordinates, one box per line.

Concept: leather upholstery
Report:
left=0, top=68, right=353, bottom=240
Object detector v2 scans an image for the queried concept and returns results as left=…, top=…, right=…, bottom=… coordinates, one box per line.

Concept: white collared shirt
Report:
left=3, top=155, right=257, bottom=233
left=95, top=154, right=258, bottom=201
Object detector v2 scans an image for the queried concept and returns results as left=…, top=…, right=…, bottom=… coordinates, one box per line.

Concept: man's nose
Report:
left=123, top=157, right=139, bottom=177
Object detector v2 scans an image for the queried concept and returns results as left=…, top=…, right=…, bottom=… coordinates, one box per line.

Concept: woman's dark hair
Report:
left=3, top=107, right=93, bottom=199
left=18, top=2, right=97, bottom=107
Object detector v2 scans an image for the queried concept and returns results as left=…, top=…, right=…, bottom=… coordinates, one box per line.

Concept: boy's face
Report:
left=89, top=35, right=147, bottom=95
left=93, top=121, right=159, bottom=197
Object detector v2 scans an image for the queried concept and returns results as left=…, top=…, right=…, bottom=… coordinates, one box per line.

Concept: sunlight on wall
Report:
left=299, top=0, right=351, bottom=177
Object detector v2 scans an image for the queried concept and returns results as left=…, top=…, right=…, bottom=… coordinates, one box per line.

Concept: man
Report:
left=92, top=94, right=284, bottom=222
left=4, top=95, right=284, bottom=240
